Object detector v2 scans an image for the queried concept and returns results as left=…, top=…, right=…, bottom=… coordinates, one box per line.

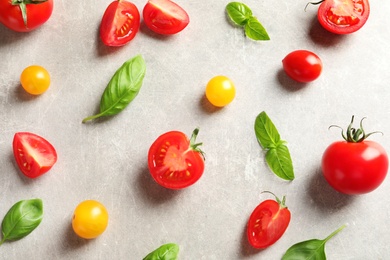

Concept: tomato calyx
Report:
left=329, top=116, right=383, bottom=143
left=11, top=0, right=49, bottom=27
left=304, top=0, right=324, bottom=11
left=262, top=191, right=287, bottom=209
left=188, top=128, right=205, bottom=160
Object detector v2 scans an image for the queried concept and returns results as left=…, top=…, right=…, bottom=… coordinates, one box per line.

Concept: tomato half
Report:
left=205, top=75, right=236, bottom=107
left=100, top=0, right=140, bottom=46
left=72, top=200, right=109, bottom=239
left=143, top=0, right=189, bottom=35
left=247, top=193, right=291, bottom=249
left=317, top=0, right=370, bottom=34
left=148, top=128, right=204, bottom=189
left=322, top=117, right=388, bottom=195
left=282, top=50, right=322, bottom=83
left=13, top=132, right=57, bottom=178
left=20, top=65, right=51, bottom=95
left=0, top=0, right=53, bottom=32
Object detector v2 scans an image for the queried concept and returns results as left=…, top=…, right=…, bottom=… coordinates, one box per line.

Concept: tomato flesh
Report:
left=100, top=0, right=140, bottom=46
left=148, top=131, right=204, bottom=189
left=318, top=0, right=370, bottom=34
left=247, top=199, right=291, bottom=249
left=0, top=0, right=53, bottom=32
left=13, top=132, right=57, bottom=178
left=143, top=0, right=189, bottom=35
left=322, top=141, right=388, bottom=194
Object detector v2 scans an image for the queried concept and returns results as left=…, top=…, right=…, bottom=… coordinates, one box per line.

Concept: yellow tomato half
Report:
left=20, top=65, right=51, bottom=95
left=205, top=75, right=236, bottom=107
left=72, top=200, right=109, bottom=239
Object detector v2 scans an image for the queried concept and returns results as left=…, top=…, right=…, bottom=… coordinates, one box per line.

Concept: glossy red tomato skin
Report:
left=0, top=0, right=53, bottom=32
left=13, top=132, right=57, bottom=178
left=100, top=0, right=140, bottom=46
left=247, top=199, right=290, bottom=249
left=143, top=0, right=189, bottom=35
left=318, top=0, right=370, bottom=34
left=282, top=50, right=322, bottom=83
left=322, top=141, right=388, bottom=195
left=148, top=131, right=204, bottom=189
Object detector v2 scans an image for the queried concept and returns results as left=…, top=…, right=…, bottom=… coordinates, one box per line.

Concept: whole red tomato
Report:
left=322, top=116, right=388, bottom=195
left=0, top=0, right=53, bottom=32
left=247, top=192, right=291, bottom=249
left=148, top=128, right=204, bottom=189
left=282, top=50, right=322, bottom=83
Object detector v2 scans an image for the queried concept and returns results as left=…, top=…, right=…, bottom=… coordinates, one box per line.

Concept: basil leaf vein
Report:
left=244, top=17, right=270, bottom=41
left=226, top=2, right=252, bottom=26
left=82, top=54, right=146, bottom=123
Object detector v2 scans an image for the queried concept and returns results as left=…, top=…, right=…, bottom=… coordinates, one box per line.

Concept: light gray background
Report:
left=1, top=0, right=389, bottom=259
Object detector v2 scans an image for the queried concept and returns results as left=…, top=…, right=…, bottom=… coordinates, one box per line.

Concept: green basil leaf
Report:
left=254, top=111, right=281, bottom=149
left=0, top=199, right=43, bottom=246
left=82, top=54, right=146, bottom=123
left=226, top=2, right=253, bottom=26
left=266, top=144, right=294, bottom=180
left=282, top=225, right=346, bottom=260
left=143, top=243, right=179, bottom=260
left=244, top=17, right=270, bottom=41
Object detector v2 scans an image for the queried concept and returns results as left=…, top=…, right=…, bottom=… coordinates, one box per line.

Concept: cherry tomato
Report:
left=317, top=0, right=370, bottom=34
left=143, top=0, right=189, bottom=35
left=0, top=0, right=53, bottom=32
left=205, top=75, right=236, bottom=107
left=148, top=128, right=205, bottom=189
left=13, top=132, right=57, bottom=178
left=247, top=192, right=291, bottom=249
left=282, top=50, right=322, bottom=83
left=72, top=200, right=109, bottom=239
left=100, top=0, right=140, bottom=46
left=322, top=116, right=388, bottom=195
left=20, top=65, right=51, bottom=95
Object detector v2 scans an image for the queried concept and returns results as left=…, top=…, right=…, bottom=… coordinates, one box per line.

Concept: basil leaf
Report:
left=266, top=144, right=294, bottom=180
left=254, top=111, right=294, bottom=180
left=82, top=54, right=146, bottom=123
left=282, top=225, right=346, bottom=260
left=0, top=199, right=43, bottom=246
left=143, top=243, right=179, bottom=260
left=226, top=2, right=253, bottom=26
left=244, top=17, right=270, bottom=41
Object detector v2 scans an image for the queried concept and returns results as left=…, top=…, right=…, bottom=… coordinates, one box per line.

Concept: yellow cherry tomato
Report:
left=20, top=65, right=51, bottom=95
left=205, top=75, right=236, bottom=107
left=72, top=200, right=109, bottom=239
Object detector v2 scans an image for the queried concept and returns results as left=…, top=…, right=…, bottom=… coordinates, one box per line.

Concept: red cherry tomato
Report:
left=317, top=0, right=370, bottom=34
left=100, top=0, right=140, bottom=46
left=13, top=132, right=57, bottom=178
left=0, top=0, right=53, bottom=32
left=143, top=0, right=189, bottom=35
left=247, top=192, right=291, bottom=249
left=322, top=117, right=388, bottom=195
left=282, top=50, right=322, bottom=83
left=148, top=128, right=204, bottom=189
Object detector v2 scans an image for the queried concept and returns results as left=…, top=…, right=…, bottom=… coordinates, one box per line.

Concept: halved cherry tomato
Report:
left=247, top=192, right=291, bottom=249
left=148, top=128, right=204, bottom=189
left=100, top=0, right=140, bottom=46
left=317, top=0, right=370, bottom=34
left=282, top=50, right=322, bottom=83
left=322, top=116, right=388, bottom=195
left=13, top=132, right=57, bottom=178
left=0, top=0, right=53, bottom=32
left=143, top=0, right=189, bottom=35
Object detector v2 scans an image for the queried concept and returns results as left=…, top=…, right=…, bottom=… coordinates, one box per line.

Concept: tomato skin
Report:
left=100, top=0, right=140, bottom=47
left=322, top=141, right=388, bottom=195
left=205, top=75, right=236, bottom=107
left=0, top=0, right=53, bottom=32
left=12, top=132, right=57, bottom=178
left=20, top=65, right=51, bottom=95
left=72, top=200, right=109, bottom=239
left=247, top=199, right=291, bottom=249
left=282, top=50, right=322, bottom=83
left=318, top=0, right=370, bottom=34
left=148, top=130, right=204, bottom=189
left=143, top=0, right=189, bottom=35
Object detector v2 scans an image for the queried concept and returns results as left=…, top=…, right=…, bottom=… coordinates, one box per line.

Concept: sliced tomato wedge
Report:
left=317, top=0, right=370, bottom=34
left=13, top=132, right=57, bottom=178
left=100, top=0, right=140, bottom=46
